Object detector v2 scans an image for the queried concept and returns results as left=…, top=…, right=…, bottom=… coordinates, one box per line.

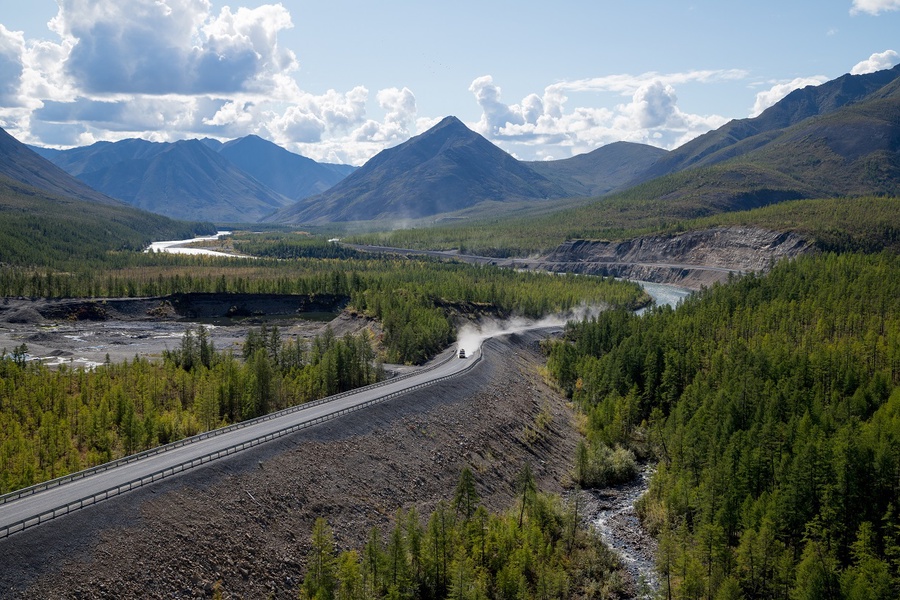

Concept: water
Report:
left=146, top=231, right=236, bottom=257
left=592, top=466, right=658, bottom=598
left=636, top=280, right=692, bottom=313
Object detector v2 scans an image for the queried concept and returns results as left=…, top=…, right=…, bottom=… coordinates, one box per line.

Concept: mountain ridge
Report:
left=270, top=116, right=569, bottom=224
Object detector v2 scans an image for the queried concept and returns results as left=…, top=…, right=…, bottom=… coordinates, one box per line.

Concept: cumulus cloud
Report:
left=625, top=81, right=679, bottom=128
left=469, top=71, right=739, bottom=154
left=49, top=0, right=297, bottom=95
left=850, top=49, right=900, bottom=74
left=264, top=86, right=370, bottom=145
left=851, top=0, right=900, bottom=15
left=0, top=25, right=25, bottom=106
left=750, top=76, right=828, bottom=116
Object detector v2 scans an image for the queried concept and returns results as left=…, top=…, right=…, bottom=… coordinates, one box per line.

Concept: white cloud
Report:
left=354, top=86, right=417, bottom=143
left=469, top=72, right=739, bottom=154
left=625, top=81, right=679, bottom=128
left=0, top=25, right=24, bottom=106
left=850, top=49, right=900, bottom=74
left=49, top=0, right=297, bottom=95
left=750, top=76, right=828, bottom=117
left=851, top=0, right=900, bottom=15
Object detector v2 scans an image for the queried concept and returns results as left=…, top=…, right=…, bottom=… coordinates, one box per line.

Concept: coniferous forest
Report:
left=544, top=251, right=900, bottom=599
left=0, top=239, right=646, bottom=495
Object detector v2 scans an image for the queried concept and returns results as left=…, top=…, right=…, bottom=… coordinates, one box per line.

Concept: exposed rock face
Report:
left=532, top=226, right=813, bottom=289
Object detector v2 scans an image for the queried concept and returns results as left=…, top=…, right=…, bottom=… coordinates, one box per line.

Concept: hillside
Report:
left=526, top=141, right=668, bottom=197
left=607, top=76, right=900, bottom=213
left=0, top=127, right=213, bottom=266
left=218, top=135, right=355, bottom=201
left=270, top=116, right=568, bottom=224
left=640, top=63, right=900, bottom=180
left=0, top=128, right=121, bottom=206
left=49, top=139, right=293, bottom=222
left=0, top=174, right=212, bottom=267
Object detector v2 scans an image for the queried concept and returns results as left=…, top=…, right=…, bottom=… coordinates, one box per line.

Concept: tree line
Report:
left=544, top=251, right=900, bottom=599
left=297, top=466, right=628, bottom=600
left=0, top=325, right=381, bottom=494
left=0, top=244, right=646, bottom=365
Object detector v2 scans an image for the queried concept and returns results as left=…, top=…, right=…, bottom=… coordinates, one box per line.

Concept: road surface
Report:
left=0, top=343, right=483, bottom=539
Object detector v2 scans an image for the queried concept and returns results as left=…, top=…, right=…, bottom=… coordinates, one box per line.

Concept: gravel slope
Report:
left=1, top=331, right=580, bottom=599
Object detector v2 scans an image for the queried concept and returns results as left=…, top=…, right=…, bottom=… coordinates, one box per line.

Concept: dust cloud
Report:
left=455, top=303, right=607, bottom=356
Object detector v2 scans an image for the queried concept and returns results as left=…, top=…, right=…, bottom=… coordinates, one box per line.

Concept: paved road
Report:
left=0, top=345, right=481, bottom=539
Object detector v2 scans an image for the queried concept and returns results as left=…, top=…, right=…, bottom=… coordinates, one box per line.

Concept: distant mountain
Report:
left=271, top=116, right=567, bottom=224
left=0, top=127, right=213, bottom=266
left=40, top=138, right=293, bottom=222
left=640, top=64, right=900, bottom=182
left=218, top=135, right=355, bottom=201
left=37, top=136, right=355, bottom=222
left=32, top=138, right=167, bottom=177
left=526, top=141, right=668, bottom=197
left=639, top=66, right=900, bottom=208
left=0, top=128, right=120, bottom=206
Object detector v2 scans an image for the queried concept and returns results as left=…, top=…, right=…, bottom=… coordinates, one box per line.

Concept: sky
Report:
left=0, top=1, right=898, bottom=166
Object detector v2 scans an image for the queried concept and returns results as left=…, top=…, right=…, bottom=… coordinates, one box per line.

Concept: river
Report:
left=637, top=280, right=692, bottom=311
left=146, top=231, right=235, bottom=257
left=589, top=282, right=691, bottom=598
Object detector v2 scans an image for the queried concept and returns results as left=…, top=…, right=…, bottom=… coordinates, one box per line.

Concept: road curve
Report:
left=0, top=344, right=482, bottom=539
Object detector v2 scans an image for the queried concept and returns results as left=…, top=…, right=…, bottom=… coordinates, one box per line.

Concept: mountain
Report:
left=40, top=139, right=293, bottom=222
left=526, top=141, right=668, bottom=197
left=271, top=116, right=567, bottom=224
left=640, top=63, right=900, bottom=182
left=623, top=66, right=900, bottom=210
left=0, top=128, right=121, bottom=206
left=31, top=138, right=167, bottom=176
left=218, top=135, right=355, bottom=201
left=0, top=127, right=213, bottom=266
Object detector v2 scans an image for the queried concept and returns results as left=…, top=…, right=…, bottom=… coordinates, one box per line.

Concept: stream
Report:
left=132, top=233, right=689, bottom=594
left=590, top=281, right=692, bottom=597
left=591, top=466, right=659, bottom=598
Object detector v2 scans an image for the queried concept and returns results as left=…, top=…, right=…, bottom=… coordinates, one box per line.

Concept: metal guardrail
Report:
left=0, top=349, right=479, bottom=539
left=0, top=349, right=454, bottom=508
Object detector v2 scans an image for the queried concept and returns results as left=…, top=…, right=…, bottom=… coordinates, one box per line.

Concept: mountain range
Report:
left=11, top=62, right=900, bottom=227
left=0, top=127, right=213, bottom=266
left=271, top=63, right=900, bottom=225
left=32, top=136, right=357, bottom=223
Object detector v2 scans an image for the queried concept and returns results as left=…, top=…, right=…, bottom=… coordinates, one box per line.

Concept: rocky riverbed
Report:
left=591, top=466, right=658, bottom=598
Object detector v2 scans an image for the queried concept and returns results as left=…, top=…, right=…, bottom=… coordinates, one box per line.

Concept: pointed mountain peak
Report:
left=427, top=115, right=476, bottom=138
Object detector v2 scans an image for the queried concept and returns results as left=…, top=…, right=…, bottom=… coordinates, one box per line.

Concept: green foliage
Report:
left=0, top=236, right=645, bottom=365
left=544, top=251, right=900, bottom=598
left=301, top=468, right=627, bottom=599
left=0, top=176, right=214, bottom=268
left=0, top=326, right=381, bottom=494
left=349, top=194, right=900, bottom=260
left=573, top=440, right=638, bottom=488
left=677, top=196, right=900, bottom=253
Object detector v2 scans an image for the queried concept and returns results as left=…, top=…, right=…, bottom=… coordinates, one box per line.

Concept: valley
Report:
left=0, top=55, right=898, bottom=600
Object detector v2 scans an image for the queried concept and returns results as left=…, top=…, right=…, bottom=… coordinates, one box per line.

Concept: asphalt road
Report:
left=0, top=344, right=481, bottom=539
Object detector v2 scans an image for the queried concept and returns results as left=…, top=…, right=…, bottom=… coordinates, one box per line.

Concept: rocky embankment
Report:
left=1, top=333, right=599, bottom=599
left=531, top=226, right=812, bottom=289
left=350, top=226, right=813, bottom=290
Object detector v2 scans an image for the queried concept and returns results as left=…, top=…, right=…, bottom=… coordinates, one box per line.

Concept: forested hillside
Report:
left=0, top=241, right=646, bottom=494
left=545, top=252, right=900, bottom=598
left=350, top=195, right=900, bottom=259
left=0, top=175, right=213, bottom=267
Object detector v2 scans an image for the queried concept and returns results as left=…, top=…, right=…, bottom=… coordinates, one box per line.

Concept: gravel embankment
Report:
left=1, top=331, right=581, bottom=599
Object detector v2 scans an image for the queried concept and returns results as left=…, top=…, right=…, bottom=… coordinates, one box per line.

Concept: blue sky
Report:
left=0, top=1, right=898, bottom=164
